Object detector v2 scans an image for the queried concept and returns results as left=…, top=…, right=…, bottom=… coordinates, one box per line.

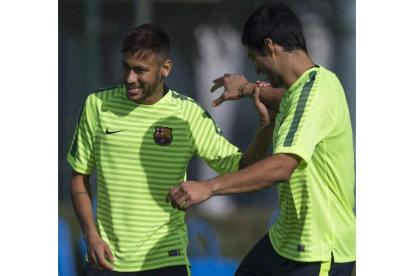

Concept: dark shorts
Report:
left=81, top=262, right=190, bottom=276
left=235, top=233, right=355, bottom=276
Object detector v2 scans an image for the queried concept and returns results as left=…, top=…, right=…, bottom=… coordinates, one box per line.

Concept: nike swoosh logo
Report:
left=105, top=128, right=124, bottom=135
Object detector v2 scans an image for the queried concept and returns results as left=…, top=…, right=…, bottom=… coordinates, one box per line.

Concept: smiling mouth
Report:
left=127, top=85, right=143, bottom=94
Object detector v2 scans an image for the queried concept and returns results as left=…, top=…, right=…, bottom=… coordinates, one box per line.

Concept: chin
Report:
left=127, top=93, right=143, bottom=103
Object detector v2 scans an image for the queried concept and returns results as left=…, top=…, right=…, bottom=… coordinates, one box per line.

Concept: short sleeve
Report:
left=183, top=100, right=243, bottom=174
left=67, top=95, right=97, bottom=174
left=274, top=72, right=335, bottom=169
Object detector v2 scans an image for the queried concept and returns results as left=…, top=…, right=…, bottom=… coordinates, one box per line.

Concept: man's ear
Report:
left=263, top=38, right=275, bottom=57
left=161, top=59, right=172, bottom=76
left=264, top=38, right=284, bottom=58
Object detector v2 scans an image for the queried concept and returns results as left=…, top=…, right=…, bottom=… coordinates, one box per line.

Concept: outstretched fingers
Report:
left=211, top=77, right=224, bottom=92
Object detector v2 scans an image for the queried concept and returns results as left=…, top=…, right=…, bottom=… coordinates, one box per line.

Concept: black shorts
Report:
left=235, top=233, right=355, bottom=276
left=81, top=262, right=190, bottom=276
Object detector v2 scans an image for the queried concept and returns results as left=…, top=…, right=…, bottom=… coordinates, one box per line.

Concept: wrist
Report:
left=209, top=176, right=223, bottom=196
left=243, top=83, right=256, bottom=98
left=83, top=228, right=100, bottom=243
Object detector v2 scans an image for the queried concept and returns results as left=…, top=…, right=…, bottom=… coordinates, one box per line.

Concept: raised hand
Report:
left=210, top=73, right=251, bottom=107
left=252, top=87, right=277, bottom=128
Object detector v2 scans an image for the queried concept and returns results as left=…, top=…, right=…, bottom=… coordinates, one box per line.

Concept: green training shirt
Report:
left=67, top=85, right=242, bottom=271
left=269, top=65, right=356, bottom=263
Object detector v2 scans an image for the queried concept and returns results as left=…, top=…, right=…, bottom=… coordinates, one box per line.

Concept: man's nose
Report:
left=126, top=70, right=138, bottom=84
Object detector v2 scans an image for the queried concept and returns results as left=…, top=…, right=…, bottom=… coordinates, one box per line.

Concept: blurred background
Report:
left=58, top=0, right=355, bottom=275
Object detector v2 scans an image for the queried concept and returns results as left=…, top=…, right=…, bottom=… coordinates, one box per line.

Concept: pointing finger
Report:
left=210, top=82, right=224, bottom=92
left=212, top=76, right=223, bottom=83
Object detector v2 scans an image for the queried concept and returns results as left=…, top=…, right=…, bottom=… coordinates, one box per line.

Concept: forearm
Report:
left=243, top=83, right=284, bottom=110
left=70, top=171, right=99, bottom=241
left=213, top=154, right=297, bottom=195
left=240, top=122, right=275, bottom=169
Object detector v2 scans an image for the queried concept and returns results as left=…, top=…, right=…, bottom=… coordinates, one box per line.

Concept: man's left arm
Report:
left=166, top=152, right=301, bottom=210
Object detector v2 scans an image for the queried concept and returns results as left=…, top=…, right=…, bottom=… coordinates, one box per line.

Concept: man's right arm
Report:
left=70, top=170, right=115, bottom=271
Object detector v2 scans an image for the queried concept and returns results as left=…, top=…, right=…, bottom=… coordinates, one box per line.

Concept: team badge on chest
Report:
left=153, top=126, right=173, bottom=146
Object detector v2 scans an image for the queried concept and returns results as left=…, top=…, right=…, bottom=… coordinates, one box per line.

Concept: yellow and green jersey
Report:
left=270, top=65, right=356, bottom=263
left=67, top=85, right=242, bottom=272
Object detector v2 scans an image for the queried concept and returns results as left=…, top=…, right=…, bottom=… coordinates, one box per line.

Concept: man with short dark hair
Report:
left=68, top=23, right=278, bottom=275
left=167, top=3, right=356, bottom=275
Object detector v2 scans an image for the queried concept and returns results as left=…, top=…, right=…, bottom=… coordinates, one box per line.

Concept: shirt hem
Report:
left=269, top=232, right=355, bottom=263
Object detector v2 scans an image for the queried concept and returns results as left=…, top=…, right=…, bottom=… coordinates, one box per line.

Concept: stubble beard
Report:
left=127, top=71, right=162, bottom=104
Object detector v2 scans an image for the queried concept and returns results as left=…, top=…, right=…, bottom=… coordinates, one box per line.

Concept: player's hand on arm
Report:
left=239, top=88, right=277, bottom=169
left=250, top=83, right=284, bottom=111
left=252, top=87, right=277, bottom=129
left=70, top=170, right=115, bottom=270
left=166, top=181, right=213, bottom=211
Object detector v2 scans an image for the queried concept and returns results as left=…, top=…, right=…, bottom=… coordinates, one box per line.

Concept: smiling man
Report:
left=167, top=3, right=356, bottom=276
left=67, top=24, right=277, bottom=276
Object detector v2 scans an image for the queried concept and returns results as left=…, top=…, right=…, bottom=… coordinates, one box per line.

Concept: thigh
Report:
left=235, top=233, right=288, bottom=276
left=235, top=233, right=324, bottom=276
left=328, top=260, right=355, bottom=276
left=235, top=234, right=355, bottom=276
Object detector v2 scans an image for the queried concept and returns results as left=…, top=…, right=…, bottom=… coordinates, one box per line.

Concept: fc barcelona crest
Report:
left=153, top=126, right=173, bottom=146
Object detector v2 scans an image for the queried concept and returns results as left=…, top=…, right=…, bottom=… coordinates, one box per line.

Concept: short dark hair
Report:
left=241, top=2, right=307, bottom=54
left=122, top=24, right=170, bottom=62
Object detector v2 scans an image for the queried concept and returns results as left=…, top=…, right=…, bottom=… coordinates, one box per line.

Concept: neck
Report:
left=279, top=51, right=315, bottom=89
